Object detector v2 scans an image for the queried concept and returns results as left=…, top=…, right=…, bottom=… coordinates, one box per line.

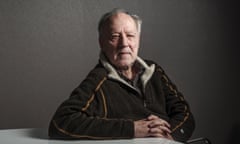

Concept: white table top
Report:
left=0, top=128, right=183, bottom=144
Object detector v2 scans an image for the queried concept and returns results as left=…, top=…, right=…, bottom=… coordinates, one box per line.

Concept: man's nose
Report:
left=119, top=34, right=128, bottom=48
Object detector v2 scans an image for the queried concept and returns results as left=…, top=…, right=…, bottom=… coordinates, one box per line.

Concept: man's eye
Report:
left=127, top=34, right=135, bottom=38
left=111, top=35, right=120, bottom=39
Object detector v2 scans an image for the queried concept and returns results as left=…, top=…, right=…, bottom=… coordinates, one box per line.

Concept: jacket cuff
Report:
left=120, top=120, right=134, bottom=138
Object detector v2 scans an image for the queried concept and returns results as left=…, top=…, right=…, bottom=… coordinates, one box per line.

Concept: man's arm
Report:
left=48, top=90, right=135, bottom=139
left=48, top=72, right=134, bottom=139
left=157, top=66, right=195, bottom=142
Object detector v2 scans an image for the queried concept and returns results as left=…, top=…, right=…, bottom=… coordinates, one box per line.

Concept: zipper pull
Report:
left=143, top=100, right=147, bottom=107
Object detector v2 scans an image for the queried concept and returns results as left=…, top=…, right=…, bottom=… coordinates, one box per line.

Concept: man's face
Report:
left=99, top=13, right=140, bottom=69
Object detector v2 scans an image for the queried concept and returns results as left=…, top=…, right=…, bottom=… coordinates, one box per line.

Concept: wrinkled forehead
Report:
left=103, top=13, right=138, bottom=33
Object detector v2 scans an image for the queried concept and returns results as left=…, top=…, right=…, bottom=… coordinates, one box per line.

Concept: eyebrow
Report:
left=110, top=31, right=137, bottom=34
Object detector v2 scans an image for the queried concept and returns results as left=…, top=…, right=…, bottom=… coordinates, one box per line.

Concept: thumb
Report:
left=147, top=114, right=158, bottom=120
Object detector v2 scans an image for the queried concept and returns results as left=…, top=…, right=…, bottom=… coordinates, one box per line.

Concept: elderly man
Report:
left=48, top=8, right=195, bottom=142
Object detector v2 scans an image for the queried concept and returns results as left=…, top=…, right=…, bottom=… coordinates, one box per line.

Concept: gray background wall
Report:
left=0, top=0, right=239, bottom=144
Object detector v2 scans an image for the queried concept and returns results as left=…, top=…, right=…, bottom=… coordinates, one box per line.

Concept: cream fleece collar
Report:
left=99, top=52, right=155, bottom=92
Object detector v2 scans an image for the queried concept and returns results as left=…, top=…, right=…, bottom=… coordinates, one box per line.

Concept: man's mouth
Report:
left=118, top=52, right=131, bottom=55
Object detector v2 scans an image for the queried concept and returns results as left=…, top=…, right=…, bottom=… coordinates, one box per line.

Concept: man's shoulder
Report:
left=73, top=63, right=107, bottom=92
left=86, top=63, right=108, bottom=80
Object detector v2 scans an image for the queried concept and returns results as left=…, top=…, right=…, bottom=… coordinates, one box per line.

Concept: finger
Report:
left=134, top=120, right=151, bottom=138
left=148, top=128, right=173, bottom=139
left=158, top=119, right=171, bottom=128
left=166, top=133, right=174, bottom=140
left=149, top=127, right=163, bottom=134
left=147, top=115, right=171, bottom=128
left=159, top=125, right=172, bottom=134
left=149, top=119, right=171, bottom=129
left=147, top=114, right=159, bottom=120
left=149, top=125, right=171, bottom=134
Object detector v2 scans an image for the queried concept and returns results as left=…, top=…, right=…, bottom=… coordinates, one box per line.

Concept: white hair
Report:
left=98, top=8, right=142, bottom=35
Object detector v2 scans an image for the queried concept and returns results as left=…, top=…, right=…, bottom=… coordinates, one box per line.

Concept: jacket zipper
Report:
left=143, top=100, right=147, bottom=107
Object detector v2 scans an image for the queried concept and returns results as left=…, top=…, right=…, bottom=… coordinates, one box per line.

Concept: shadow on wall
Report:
left=27, top=128, right=48, bottom=140
left=227, top=122, right=240, bottom=143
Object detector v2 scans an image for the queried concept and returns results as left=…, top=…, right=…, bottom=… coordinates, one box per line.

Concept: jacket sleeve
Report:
left=48, top=70, right=134, bottom=139
left=157, top=65, right=195, bottom=142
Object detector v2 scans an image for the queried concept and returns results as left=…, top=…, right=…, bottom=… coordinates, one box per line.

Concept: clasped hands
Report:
left=134, top=114, right=173, bottom=140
